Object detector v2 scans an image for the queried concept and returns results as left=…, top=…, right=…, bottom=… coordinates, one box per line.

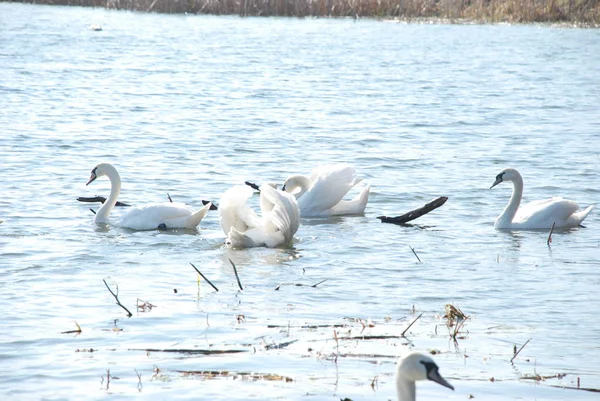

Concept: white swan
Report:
left=219, top=183, right=300, bottom=248
left=282, top=164, right=370, bottom=217
left=490, top=167, right=593, bottom=229
left=396, top=352, right=454, bottom=401
left=86, top=163, right=212, bottom=230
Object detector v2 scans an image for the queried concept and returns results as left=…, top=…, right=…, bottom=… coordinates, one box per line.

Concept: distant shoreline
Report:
left=7, top=0, right=600, bottom=27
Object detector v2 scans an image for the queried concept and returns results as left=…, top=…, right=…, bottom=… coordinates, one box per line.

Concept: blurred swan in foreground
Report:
left=490, top=167, right=593, bottom=229
left=396, top=352, right=454, bottom=401
left=219, top=183, right=299, bottom=248
left=282, top=164, right=370, bottom=217
left=86, top=163, right=211, bottom=230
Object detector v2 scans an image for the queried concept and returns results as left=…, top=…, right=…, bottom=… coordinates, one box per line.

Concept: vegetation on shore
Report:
left=11, top=0, right=600, bottom=25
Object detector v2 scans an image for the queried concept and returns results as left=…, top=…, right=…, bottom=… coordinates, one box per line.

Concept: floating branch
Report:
left=547, top=222, right=556, bottom=246
left=408, top=245, right=422, bottom=262
left=378, top=196, right=448, bottom=225
left=175, top=369, right=293, bottom=382
left=264, top=339, right=298, bottom=350
left=511, top=338, right=532, bottom=364
left=267, top=323, right=348, bottom=329
left=337, top=334, right=405, bottom=340
left=167, top=193, right=173, bottom=203
left=274, top=279, right=328, bottom=290
left=102, top=279, right=133, bottom=317
left=401, top=313, right=423, bottom=337
left=229, top=259, right=244, bottom=291
left=245, top=181, right=261, bottom=191
left=89, top=208, right=96, bottom=215
left=77, top=196, right=129, bottom=207
left=190, top=263, right=219, bottom=292
left=131, top=348, right=246, bottom=355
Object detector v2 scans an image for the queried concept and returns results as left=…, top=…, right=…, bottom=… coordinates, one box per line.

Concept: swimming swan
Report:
left=86, top=163, right=211, bottom=230
left=396, top=352, right=454, bottom=401
left=219, top=183, right=300, bottom=248
left=282, top=164, right=370, bottom=217
left=490, top=167, right=593, bottom=229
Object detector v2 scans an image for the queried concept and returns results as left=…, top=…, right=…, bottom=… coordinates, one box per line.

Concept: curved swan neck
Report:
left=95, top=165, right=121, bottom=224
left=396, top=377, right=416, bottom=401
left=285, top=175, right=310, bottom=199
left=498, top=173, right=523, bottom=225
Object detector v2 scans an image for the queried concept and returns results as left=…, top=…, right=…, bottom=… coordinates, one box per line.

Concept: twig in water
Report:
left=134, top=368, right=142, bottom=390
left=60, top=321, right=82, bottom=334
left=511, top=338, right=532, bottom=364
left=229, top=259, right=244, bottom=290
left=167, top=193, right=173, bottom=203
left=102, top=279, right=133, bottom=317
left=547, top=222, right=556, bottom=246
left=90, top=208, right=96, bottom=215
left=274, top=279, right=328, bottom=290
left=409, top=245, right=422, bottom=263
left=401, top=313, right=423, bottom=337
left=189, top=263, right=219, bottom=292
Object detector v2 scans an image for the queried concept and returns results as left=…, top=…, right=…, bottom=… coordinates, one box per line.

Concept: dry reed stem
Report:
left=190, top=262, right=219, bottom=292
left=102, top=279, right=133, bottom=317
left=401, top=312, right=423, bottom=336
left=229, top=259, right=244, bottom=291
left=408, top=245, right=422, bottom=263
left=511, top=337, right=532, bottom=364
left=547, top=222, right=556, bottom=246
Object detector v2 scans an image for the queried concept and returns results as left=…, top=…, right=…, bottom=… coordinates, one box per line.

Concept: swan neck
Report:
left=396, top=377, right=416, bottom=401
left=294, top=176, right=310, bottom=199
left=95, top=166, right=121, bottom=223
left=499, top=175, right=523, bottom=224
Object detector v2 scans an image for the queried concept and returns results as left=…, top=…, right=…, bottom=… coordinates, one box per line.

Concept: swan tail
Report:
left=227, top=227, right=264, bottom=248
left=329, top=184, right=370, bottom=216
left=572, top=204, right=594, bottom=225
left=186, top=202, right=212, bottom=228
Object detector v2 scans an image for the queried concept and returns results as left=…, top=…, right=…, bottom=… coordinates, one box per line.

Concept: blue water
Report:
left=1, top=3, right=600, bottom=400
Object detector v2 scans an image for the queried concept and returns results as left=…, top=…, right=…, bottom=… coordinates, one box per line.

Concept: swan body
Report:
left=219, top=183, right=300, bottom=248
left=86, top=163, right=211, bottom=230
left=282, top=164, right=370, bottom=217
left=396, top=352, right=454, bottom=401
left=490, top=168, right=593, bottom=229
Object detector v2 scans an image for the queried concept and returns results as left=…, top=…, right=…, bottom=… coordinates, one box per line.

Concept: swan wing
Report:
left=116, top=202, right=194, bottom=230
left=259, top=184, right=300, bottom=246
left=219, top=185, right=261, bottom=236
left=300, top=164, right=361, bottom=215
left=514, top=197, right=582, bottom=227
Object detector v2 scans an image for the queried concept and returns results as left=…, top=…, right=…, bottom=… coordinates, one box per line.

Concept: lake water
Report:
left=1, top=3, right=600, bottom=400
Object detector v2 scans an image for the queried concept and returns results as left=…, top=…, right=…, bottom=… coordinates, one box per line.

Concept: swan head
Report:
left=281, top=175, right=309, bottom=199
left=396, top=352, right=454, bottom=391
left=86, top=163, right=117, bottom=186
left=490, top=168, right=521, bottom=189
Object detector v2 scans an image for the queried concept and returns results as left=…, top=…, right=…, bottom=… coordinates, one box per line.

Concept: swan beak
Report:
left=86, top=172, right=97, bottom=186
left=427, top=368, right=454, bottom=391
left=490, top=177, right=502, bottom=189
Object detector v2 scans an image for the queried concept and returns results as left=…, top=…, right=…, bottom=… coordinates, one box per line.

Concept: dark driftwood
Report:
left=77, top=196, right=130, bottom=207
left=245, top=181, right=260, bottom=191
left=377, top=196, right=448, bottom=225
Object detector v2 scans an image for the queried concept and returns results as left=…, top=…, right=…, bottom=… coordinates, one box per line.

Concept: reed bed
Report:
left=11, top=0, right=600, bottom=25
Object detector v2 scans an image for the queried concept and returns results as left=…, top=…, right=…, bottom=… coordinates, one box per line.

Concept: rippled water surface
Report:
left=1, top=3, right=600, bottom=400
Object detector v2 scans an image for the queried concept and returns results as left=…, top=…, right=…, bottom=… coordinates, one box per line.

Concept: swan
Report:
left=282, top=164, right=370, bottom=217
left=396, top=352, right=454, bottom=401
left=85, top=163, right=211, bottom=230
left=219, top=183, right=300, bottom=248
left=490, top=167, right=593, bottom=229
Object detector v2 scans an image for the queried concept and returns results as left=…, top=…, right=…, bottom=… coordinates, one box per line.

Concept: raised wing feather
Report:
left=515, top=197, right=581, bottom=226
left=299, top=164, right=361, bottom=214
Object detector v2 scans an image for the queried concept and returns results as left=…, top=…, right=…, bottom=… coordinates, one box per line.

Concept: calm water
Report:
left=1, top=3, right=600, bottom=400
